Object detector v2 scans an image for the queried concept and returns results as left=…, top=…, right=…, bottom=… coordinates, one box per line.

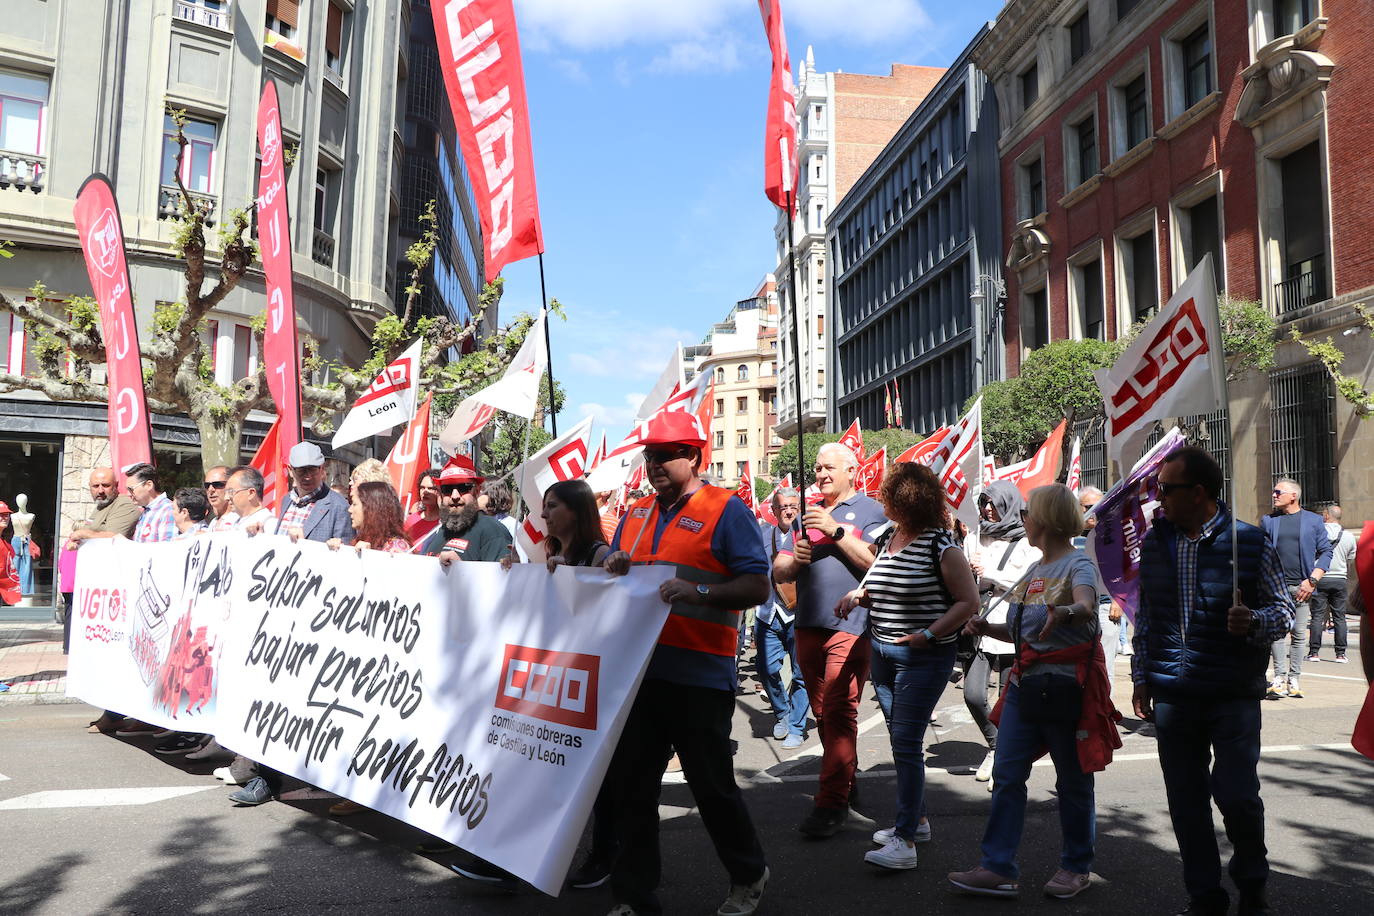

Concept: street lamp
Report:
left=971, top=274, right=1007, bottom=384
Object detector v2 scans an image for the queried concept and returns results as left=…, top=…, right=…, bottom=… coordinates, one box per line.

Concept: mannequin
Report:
left=11, top=493, right=35, bottom=598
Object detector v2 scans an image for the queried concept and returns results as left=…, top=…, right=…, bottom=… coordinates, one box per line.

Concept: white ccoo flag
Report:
left=331, top=339, right=423, bottom=448
left=513, top=416, right=594, bottom=561
left=439, top=309, right=549, bottom=452
left=936, top=396, right=984, bottom=530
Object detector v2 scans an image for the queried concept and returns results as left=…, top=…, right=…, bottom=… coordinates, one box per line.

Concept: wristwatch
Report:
left=831, top=525, right=845, bottom=540
left=696, top=584, right=711, bottom=599
left=919, top=628, right=936, bottom=643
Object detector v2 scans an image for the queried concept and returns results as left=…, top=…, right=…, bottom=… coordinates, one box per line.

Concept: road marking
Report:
left=0, top=786, right=215, bottom=810
left=0, top=772, right=9, bottom=782
left=1298, top=672, right=1365, bottom=682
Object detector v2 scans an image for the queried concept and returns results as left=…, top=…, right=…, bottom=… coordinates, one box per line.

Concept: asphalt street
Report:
left=3, top=639, right=1372, bottom=915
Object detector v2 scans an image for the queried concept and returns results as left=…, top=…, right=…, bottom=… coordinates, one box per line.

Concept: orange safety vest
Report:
left=619, top=485, right=742, bottom=659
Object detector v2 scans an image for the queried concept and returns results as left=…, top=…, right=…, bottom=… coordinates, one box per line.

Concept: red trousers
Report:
left=796, top=626, right=870, bottom=809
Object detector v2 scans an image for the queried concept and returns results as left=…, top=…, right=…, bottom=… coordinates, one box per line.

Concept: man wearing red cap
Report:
left=602, top=410, right=772, bottom=916
left=419, top=455, right=512, bottom=561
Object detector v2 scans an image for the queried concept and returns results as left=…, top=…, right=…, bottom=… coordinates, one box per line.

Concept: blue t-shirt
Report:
left=778, top=493, right=889, bottom=635
left=612, top=486, right=768, bottom=691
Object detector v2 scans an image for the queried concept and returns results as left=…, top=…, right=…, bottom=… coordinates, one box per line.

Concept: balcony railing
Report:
left=0, top=151, right=46, bottom=193
left=1274, top=253, right=1327, bottom=316
left=312, top=229, right=336, bottom=268
left=157, top=185, right=217, bottom=225
left=173, top=0, right=231, bottom=31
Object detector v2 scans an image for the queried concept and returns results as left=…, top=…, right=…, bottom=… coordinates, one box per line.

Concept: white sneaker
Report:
left=717, top=866, right=768, bottom=916
left=974, top=749, right=995, bottom=782
left=864, top=837, right=918, bottom=870
left=872, top=820, right=931, bottom=845
left=213, top=766, right=241, bottom=785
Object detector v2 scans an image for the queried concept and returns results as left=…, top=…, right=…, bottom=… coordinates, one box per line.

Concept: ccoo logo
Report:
left=495, top=644, right=599, bottom=730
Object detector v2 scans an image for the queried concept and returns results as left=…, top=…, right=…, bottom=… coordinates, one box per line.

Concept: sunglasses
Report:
left=204, top=480, right=227, bottom=489
left=643, top=448, right=692, bottom=465
left=1160, top=481, right=1197, bottom=496
left=441, top=483, right=476, bottom=495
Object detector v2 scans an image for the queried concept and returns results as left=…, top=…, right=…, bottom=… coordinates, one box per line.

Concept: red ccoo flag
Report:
left=757, top=0, right=799, bottom=212
left=736, top=459, right=756, bottom=510
left=386, top=393, right=432, bottom=517
left=896, top=427, right=949, bottom=466
left=72, top=175, right=153, bottom=483
left=257, top=81, right=303, bottom=454
left=430, top=0, right=542, bottom=281
left=856, top=446, right=887, bottom=499
left=838, top=419, right=864, bottom=462
left=248, top=417, right=290, bottom=514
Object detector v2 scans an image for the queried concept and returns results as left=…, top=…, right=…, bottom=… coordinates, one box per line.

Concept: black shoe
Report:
left=798, top=806, right=847, bottom=838
left=1238, top=886, right=1270, bottom=915
left=185, top=738, right=234, bottom=762
left=451, top=857, right=519, bottom=890
left=1176, top=890, right=1229, bottom=916
left=154, top=733, right=205, bottom=756
left=416, top=838, right=458, bottom=854
left=228, top=776, right=275, bottom=806
left=567, top=855, right=612, bottom=889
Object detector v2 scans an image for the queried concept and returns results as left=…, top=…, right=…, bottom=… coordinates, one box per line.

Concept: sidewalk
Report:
left=0, top=622, right=80, bottom=706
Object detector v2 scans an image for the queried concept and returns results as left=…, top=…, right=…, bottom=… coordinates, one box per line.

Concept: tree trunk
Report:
left=195, top=410, right=246, bottom=470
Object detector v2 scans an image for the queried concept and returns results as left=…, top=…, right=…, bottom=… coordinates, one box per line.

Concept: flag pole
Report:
left=537, top=253, right=557, bottom=437
left=783, top=188, right=809, bottom=499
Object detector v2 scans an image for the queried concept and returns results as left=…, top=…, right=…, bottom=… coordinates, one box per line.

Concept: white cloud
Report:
left=785, top=0, right=933, bottom=44
left=647, top=35, right=744, bottom=74
left=578, top=392, right=645, bottom=430
left=516, top=0, right=739, bottom=50
left=551, top=57, right=591, bottom=83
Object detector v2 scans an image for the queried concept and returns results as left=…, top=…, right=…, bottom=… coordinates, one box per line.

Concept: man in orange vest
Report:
left=603, top=410, right=771, bottom=916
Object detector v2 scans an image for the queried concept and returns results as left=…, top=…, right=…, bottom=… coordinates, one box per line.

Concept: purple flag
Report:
left=1087, top=428, right=1187, bottom=623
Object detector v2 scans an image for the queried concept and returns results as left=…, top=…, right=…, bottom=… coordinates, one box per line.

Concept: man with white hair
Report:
left=1261, top=478, right=1332, bottom=698
left=774, top=440, right=887, bottom=838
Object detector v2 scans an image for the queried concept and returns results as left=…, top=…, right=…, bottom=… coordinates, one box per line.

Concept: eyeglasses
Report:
left=643, top=448, right=691, bottom=465
left=204, top=480, right=227, bottom=489
left=441, top=483, right=476, bottom=495
left=224, top=486, right=256, bottom=498
left=1159, top=481, right=1197, bottom=496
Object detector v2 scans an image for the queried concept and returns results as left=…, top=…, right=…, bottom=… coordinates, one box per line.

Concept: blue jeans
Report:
left=1154, top=696, right=1268, bottom=899
left=870, top=639, right=956, bottom=842
left=754, top=616, right=808, bottom=736
left=980, top=681, right=1096, bottom=878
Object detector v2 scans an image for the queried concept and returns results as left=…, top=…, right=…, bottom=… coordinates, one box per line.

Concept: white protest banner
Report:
left=67, top=534, right=672, bottom=895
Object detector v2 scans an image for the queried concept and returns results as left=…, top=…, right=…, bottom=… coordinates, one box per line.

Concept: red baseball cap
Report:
left=640, top=411, right=707, bottom=449
left=439, top=454, right=484, bottom=485
left=0, top=501, right=10, bottom=515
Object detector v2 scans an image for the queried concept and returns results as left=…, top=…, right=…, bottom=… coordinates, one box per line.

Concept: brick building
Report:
left=975, top=0, right=1374, bottom=519
left=774, top=49, right=944, bottom=439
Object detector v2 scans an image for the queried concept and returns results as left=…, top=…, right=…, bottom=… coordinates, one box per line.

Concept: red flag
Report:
left=73, top=175, right=153, bottom=483
left=430, top=0, right=543, bottom=281
left=1353, top=523, right=1374, bottom=759
left=1007, top=418, right=1067, bottom=497
left=736, top=459, right=756, bottom=510
left=756, top=498, right=777, bottom=527
left=781, top=473, right=793, bottom=489
left=590, top=431, right=608, bottom=470
left=386, top=394, right=432, bottom=516
left=838, top=419, right=864, bottom=461
left=256, top=81, right=303, bottom=454
left=757, top=0, right=799, bottom=211
left=248, top=417, right=289, bottom=514
left=1065, top=435, right=1084, bottom=492
left=855, top=446, right=887, bottom=499
left=896, top=427, right=949, bottom=466
left=696, top=383, right=716, bottom=470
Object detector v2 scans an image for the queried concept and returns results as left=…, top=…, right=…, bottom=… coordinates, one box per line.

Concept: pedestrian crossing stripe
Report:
left=0, top=786, right=215, bottom=810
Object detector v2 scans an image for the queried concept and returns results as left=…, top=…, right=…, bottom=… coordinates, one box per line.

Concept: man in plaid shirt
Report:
left=1131, top=447, right=1294, bottom=916
left=126, top=463, right=177, bottom=544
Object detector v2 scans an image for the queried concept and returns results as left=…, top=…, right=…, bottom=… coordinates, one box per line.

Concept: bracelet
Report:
left=919, top=627, right=936, bottom=642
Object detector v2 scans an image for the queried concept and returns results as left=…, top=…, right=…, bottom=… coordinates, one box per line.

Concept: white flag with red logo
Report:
left=1065, top=435, right=1084, bottom=492
left=514, top=416, right=594, bottom=561
left=993, top=418, right=1066, bottom=498
left=587, top=370, right=714, bottom=492
left=385, top=393, right=432, bottom=517
left=936, top=398, right=983, bottom=529
left=332, top=339, right=423, bottom=448
left=1095, top=254, right=1225, bottom=471
left=855, top=446, right=887, bottom=499
left=590, top=432, right=608, bottom=470
left=439, top=309, right=548, bottom=451
left=838, top=419, right=865, bottom=461
left=896, top=427, right=949, bottom=466
left=735, top=459, right=756, bottom=510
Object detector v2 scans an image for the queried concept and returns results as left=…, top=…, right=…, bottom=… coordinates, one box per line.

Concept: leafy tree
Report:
left=768, top=426, right=924, bottom=479
left=0, top=112, right=526, bottom=468
left=754, top=476, right=774, bottom=502
left=1291, top=303, right=1374, bottom=417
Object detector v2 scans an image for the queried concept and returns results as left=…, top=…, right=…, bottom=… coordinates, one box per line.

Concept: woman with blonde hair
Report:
left=948, top=483, right=1119, bottom=901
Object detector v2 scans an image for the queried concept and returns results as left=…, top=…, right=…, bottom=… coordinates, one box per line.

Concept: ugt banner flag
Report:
left=430, top=0, right=543, bottom=281
left=514, top=416, right=594, bottom=561
left=257, top=80, right=303, bottom=453
left=1086, top=427, right=1187, bottom=623
left=332, top=339, right=424, bottom=448
left=1095, top=254, right=1224, bottom=472
left=72, top=174, right=153, bottom=481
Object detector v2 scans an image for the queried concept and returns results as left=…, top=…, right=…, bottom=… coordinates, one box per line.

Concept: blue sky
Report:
left=495, top=0, right=1006, bottom=444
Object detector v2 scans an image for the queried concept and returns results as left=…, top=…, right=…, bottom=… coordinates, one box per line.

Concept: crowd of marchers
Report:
left=64, top=415, right=1368, bottom=916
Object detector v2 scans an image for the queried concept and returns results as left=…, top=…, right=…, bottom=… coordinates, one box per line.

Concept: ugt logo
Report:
left=90, top=208, right=122, bottom=279
left=495, top=644, right=599, bottom=730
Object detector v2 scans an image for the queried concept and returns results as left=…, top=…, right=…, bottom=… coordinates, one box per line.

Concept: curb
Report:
left=0, top=693, right=87, bottom=707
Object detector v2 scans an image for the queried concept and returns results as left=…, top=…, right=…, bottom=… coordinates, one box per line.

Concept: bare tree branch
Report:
left=0, top=370, right=178, bottom=414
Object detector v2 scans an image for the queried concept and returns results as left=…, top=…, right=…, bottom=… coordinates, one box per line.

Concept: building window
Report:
left=1020, top=63, right=1039, bottom=111
left=715, top=366, right=725, bottom=384
left=1022, top=287, right=1049, bottom=354
left=313, top=165, right=339, bottom=266
left=715, top=397, right=724, bottom=415
left=1121, top=229, right=1158, bottom=323
left=816, top=369, right=825, bottom=390
left=265, top=0, right=299, bottom=39
left=176, top=0, right=229, bottom=29
left=714, top=431, right=724, bottom=449
left=813, top=202, right=824, bottom=232
left=1116, top=0, right=1144, bottom=20
left=1182, top=407, right=1234, bottom=504
left=1073, top=419, right=1108, bottom=493
left=1021, top=156, right=1045, bottom=218
left=737, top=364, right=749, bottom=381
left=1074, top=258, right=1105, bottom=340
left=1069, top=11, right=1091, bottom=65
left=1177, top=24, right=1213, bottom=110
left=1272, top=0, right=1316, bottom=38
left=1181, top=195, right=1223, bottom=292
left=1073, top=115, right=1097, bottom=186
left=161, top=115, right=216, bottom=193
left=737, top=461, right=748, bottom=479
left=1275, top=141, right=1328, bottom=314
left=736, top=396, right=748, bottom=414
left=1270, top=363, right=1337, bottom=506
left=1122, top=74, right=1149, bottom=149
left=0, top=70, right=48, bottom=183
left=737, top=432, right=748, bottom=447
left=231, top=323, right=255, bottom=379
left=326, top=1, right=347, bottom=75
